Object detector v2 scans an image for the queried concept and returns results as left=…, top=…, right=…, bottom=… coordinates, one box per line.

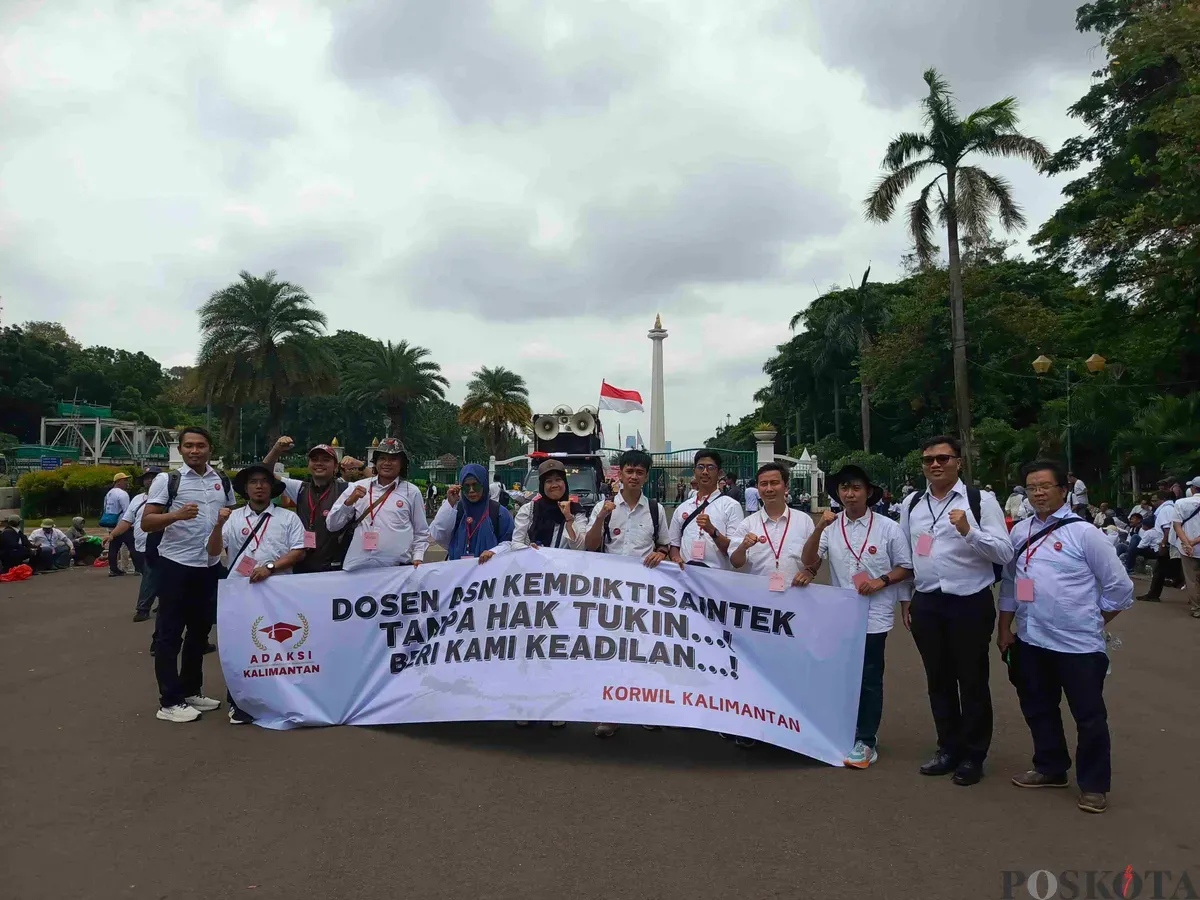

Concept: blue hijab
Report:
left=447, top=464, right=514, bottom=560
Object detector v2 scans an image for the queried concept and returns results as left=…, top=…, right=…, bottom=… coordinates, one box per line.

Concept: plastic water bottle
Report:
left=1103, top=630, right=1122, bottom=675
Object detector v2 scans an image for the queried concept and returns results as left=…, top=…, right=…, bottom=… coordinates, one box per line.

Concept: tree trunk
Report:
left=859, top=332, right=871, bottom=454
left=833, top=381, right=842, bottom=438
left=387, top=404, right=402, bottom=438
left=220, top=406, right=238, bottom=459
left=795, top=409, right=802, bottom=450
left=945, top=166, right=974, bottom=478
left=266, top=387, right=282, bottom=445
left=812, top=406, right=820, bottom=443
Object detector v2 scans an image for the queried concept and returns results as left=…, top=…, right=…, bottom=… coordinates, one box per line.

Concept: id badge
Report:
left=1016, top=578, right=1035, bottom=603
left=235, top=555, right=256, bottom=576
left=303, top=531, right=317, bottom=549
left=462, top=553, right=474, bottom=559
left=690, top=540, right=706, bottom=561
left=852, top=570, right=871, bottom=589
left=916, top=533, right=935, bottom=556
left=362, top=531, right=380, bottom=551
left=768, top=570, right=787, bottom=592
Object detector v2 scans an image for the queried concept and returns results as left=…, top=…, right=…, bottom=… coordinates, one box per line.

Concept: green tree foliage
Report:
left=344, top=340, right=449, bottom=441
left=865, top=69, right=1051, bottom=473
left=197, top=270, right=336, bottom=442
left=459, top=366, right=532, bottom=458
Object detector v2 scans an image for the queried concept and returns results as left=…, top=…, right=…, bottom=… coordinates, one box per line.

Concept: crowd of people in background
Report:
left=3, top=426, right=1197, bottom=814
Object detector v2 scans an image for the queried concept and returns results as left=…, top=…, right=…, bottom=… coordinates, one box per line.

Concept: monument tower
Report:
left=648, top=314, right=667, bottom=453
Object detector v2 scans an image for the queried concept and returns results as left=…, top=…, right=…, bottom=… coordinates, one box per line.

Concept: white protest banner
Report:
left=218, top=548, right=869, bottom=765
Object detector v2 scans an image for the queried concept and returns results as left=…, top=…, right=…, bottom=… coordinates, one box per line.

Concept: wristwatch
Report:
left=879, top=573, right=891, bottom=587
left=265, top=562, right=276, bottom=573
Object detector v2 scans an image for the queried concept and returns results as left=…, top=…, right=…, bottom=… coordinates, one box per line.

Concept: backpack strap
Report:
left=1012, top=516, right=1086, bottom=557
left=966, top=486, right=982, bottom=525
left=649, top=498, right=661, bottom=543
left=490, top=500, right=502, bottom=539
left=907, top=491, right=922, bottom=514
left=1183, top=506, right=1200, bottom=526
left=166, top=470, right=181, bottom=506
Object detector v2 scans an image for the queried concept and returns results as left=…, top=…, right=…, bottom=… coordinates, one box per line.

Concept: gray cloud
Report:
left=779, top=0, right=1097, bottom=108
left=327, top=0, right=661, bottom=121
left=399, top=158, right=849, bottom=320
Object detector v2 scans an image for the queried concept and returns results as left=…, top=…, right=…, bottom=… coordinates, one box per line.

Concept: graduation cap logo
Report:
left=261, top=622, right=301, bottom=642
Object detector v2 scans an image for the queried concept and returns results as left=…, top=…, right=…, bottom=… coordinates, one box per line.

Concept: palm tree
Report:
left=459, top=366, right=532, bottom=457
left=197, top=271, right=335, bottom=443
left=865, top=69, right=1049, bottom=474
left=346, top=340, right=448, bottom=440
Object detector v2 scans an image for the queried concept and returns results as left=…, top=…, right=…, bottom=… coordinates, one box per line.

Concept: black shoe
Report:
left=204, top=642, right=217, bottom=654
left=952, top=760, right=984, bottom=786
left=1137, top=594, right=1161, bottom=602
left=149, top=643, right=156, bottom=657
left=132, top=612, right=150, bottom=623
left=919, top=750, right=958, bottom=776
left=109, top=570, right=126, bottom=577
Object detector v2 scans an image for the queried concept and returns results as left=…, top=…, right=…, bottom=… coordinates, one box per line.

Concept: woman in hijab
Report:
left=429, top=463, right=514, bottom=562
left=511, top=460, right=588, bottom=550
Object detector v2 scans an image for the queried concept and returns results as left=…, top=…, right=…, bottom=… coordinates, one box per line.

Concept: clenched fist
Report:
left=740, top=532, right=760, bottom=549
left=558, top=500, right=573, bottom=518
left=217, top=507, right=232, bottom=524
left=348, top=485, right=368, bottom=504
left=599, top=501, right=616, bottom=519
left=175, top=503, right=200, bottom=522
left=447, top=484, right=462, bottom=505
left=949, top=508, right=971, bottom=536
left=819, top=510, right=836, bottom=529
left=275, top=435, right=295, bottom=451
left=695, top=513, right=712, bottom=535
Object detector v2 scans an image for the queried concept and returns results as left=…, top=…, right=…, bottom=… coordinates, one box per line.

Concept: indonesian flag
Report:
left=599, top=381, right=644, bottom=413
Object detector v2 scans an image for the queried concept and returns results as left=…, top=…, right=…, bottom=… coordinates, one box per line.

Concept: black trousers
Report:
left=109, top=529, right=134, bottom=573
left=856, top=631, right=887, bottom=747
left=910, top=588, right=996, bottom=763
left=153, top=558, right=219, bottom=708
left=1009, top=638, right=1110, bottom=792
left=1146, top=553, right=1182, bottom=598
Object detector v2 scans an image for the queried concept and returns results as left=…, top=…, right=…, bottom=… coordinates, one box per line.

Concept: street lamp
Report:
left=1032, top=353, right=1106, bottom=471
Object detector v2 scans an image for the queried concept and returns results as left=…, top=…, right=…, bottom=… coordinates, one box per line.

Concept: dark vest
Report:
left=295, top=478, right=346, bottom=573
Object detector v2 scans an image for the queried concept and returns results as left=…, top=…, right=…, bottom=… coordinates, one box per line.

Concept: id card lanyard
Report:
left=841, top=511, right=874, bottom=571
left=760, top=511, right=792, bottom=569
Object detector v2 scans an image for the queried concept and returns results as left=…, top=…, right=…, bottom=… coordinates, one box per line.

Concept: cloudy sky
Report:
left=1, top=0, right=1099, bottom=449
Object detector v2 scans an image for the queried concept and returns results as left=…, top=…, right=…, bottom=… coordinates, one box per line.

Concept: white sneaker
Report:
left=156, top=703, right=201, bottom=723
left=844, top=739, right=879, bottom=769
left=184, top=694, right=221, bottom=712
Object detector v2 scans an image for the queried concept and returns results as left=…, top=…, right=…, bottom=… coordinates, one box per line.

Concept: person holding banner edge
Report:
left=668, top=450, right=742, bottom=570
left=428, top=463, right=514, bottom=562
left=794, top=464, right=913, bottom=769
left=208, top=464, right=307, bottom=724
left=997, top=459, right=1132, bottom=814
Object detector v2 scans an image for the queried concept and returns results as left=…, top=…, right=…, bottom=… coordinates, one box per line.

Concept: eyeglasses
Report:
left=694, top=464, right=718, bottom=473
left=1025, top=484, right=1061, bottom=495
left=920, top=455, right=959, bottom=467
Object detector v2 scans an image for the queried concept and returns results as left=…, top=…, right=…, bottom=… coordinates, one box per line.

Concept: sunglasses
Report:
left=920, top=454, right=959, bottom=467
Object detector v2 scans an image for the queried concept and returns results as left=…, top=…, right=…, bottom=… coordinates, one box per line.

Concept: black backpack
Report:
left=907, top=485, right=1002, bottom=583
left=602, top=498, right=661, bottom=552
left=145, top=469, right=232, bottom=564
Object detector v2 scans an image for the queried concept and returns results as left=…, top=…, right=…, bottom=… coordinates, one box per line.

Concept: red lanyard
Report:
left=465, top=511, right=490, bottom=543
left=306, top=483, right=331, bottom=525
left=841, top=512, right=875, bottom=567
left=246, top=510, right=270, bottom=551
left=1023, top=518, right=1058, bottom=571
left=760, top=511, right=792, bottom=568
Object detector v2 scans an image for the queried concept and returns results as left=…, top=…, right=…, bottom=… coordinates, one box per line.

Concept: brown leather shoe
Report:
left=1012, top=770, right=1069, bottom=788
left=1078, top=792, right=1108, bottom=813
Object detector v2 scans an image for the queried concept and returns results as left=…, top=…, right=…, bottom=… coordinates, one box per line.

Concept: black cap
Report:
left=827, top=464, right=884, bottom=507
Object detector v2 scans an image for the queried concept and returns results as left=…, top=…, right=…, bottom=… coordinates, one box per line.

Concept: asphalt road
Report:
left=2, top=565, right=1197, bottom=900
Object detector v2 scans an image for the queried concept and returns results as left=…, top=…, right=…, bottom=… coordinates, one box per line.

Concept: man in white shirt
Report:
left=1067, top=472, right=1089, bottom=514
left=1139, top=491, right=1182, bottom=602
left=30, top=519, right=73, bottom=571
left=587, top=449, right=672, bottom=739
left=107, top=467, right=163, bottom=622
left=1167, top=494, right=1200, bottom=617
left=141, top=427, right=236, bottom=723
left=997, top=459, right=1133, bottom=814
left=326, top=438, right=429, bottom=571
left=724, top=462, right=815, bottom=748
left=668, top=450, right=743, bottom=570
left=104, top=473, right=133, bottom=576
left=795, top=465, right=912, bottom=768
left=208, top=463, right=307, bottom=724
left=899, top=435, right=1015, bottom=786
left=744, top=483, right=761, bottom=513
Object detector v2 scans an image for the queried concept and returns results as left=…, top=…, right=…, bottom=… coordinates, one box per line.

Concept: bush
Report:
left=18, top=470, right=68, bottom=517
left=286, top=466, right=311, bottom=480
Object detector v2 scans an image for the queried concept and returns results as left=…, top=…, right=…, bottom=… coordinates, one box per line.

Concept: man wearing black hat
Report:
left=326, top=437, right=429, bottom=571
left=796, top=464, right=913, bottom=768
left=264, top=436, right=348, bottom=572
left=207, top=464, right=306, bottom=723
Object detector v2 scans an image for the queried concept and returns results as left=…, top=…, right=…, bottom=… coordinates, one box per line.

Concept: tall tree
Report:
left=865, top=69, right=1050, bottom=474
left=197, top=270, right=335, bottom=442
left=459, top=365, right=532, bottom=458
left=347, top=340, right=448, bottom=440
